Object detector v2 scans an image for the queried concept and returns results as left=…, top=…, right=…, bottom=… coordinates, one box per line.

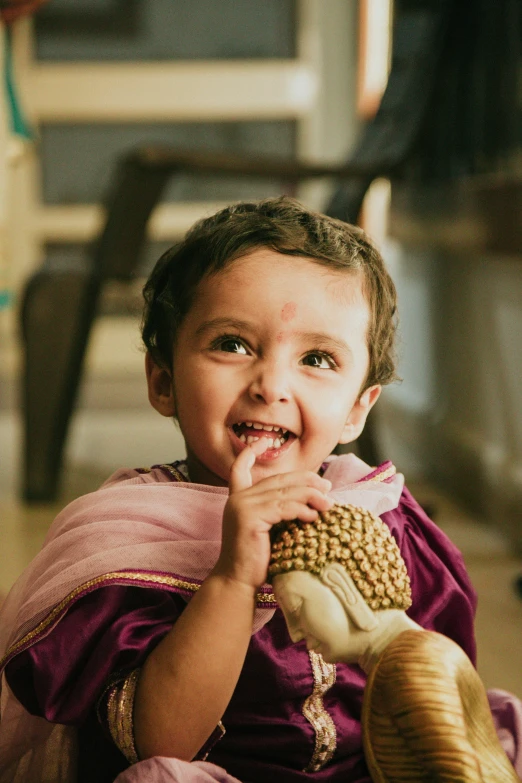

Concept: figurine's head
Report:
left=269, top=505, right=412, bottom=663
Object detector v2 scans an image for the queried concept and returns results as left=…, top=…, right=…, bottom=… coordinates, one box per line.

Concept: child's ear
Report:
left=339, top=385, right=381, bottom=445
left=145, top=352, right=176, bottom=418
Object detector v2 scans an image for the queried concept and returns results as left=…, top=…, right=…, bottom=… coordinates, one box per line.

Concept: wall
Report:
left=380, top=237, right=522, bottom=552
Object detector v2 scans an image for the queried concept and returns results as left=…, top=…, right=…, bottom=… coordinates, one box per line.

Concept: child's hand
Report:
left=212, top=441, right=333, bottom=590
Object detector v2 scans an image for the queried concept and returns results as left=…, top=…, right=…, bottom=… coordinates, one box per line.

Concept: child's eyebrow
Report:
left=195, top=317, right=251, bottom=338
left=301, top=332, right=353, bottom=357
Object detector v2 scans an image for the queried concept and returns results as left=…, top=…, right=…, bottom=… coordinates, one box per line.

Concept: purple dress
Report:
left=4, top=483, right=477, bottom=783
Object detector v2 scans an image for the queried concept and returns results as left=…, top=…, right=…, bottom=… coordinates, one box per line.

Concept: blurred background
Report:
left=0, top=0, right=521, bottom=694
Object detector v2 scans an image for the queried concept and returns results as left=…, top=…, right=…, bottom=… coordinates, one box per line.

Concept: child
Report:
left=0, top=197, right=519, bottom=783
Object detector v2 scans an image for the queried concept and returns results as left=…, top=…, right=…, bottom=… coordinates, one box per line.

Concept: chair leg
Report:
left=21, top=270, right=100, bottom=501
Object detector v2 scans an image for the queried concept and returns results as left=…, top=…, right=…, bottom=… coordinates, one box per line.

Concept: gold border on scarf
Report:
left=302, top=650, right=337, bottom=772
left=0, top=571, right=276, bottom=670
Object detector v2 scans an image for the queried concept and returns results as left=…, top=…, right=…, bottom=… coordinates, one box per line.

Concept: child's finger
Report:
left=265, top=499, right=322, bottom=525
left=229, top=440, right=269, bottom=493
left=252, top=470, right=332, bottom=495
left=256, top=485, right=333, bottom=520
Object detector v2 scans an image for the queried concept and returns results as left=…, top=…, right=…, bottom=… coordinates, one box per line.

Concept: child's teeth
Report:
left=236, top=422, right=291, bottom=447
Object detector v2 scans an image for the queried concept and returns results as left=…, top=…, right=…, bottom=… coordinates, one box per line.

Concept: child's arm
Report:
left=133, top=441, right=332, bottom=761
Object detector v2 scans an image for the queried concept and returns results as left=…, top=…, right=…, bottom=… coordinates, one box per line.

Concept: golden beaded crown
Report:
left=268, top=504, right=412, bottom=612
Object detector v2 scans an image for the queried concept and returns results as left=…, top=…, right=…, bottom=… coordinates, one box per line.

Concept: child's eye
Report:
left=301, top=352, right=336, bottom=369
left=213, top=336, right=248, bottom=355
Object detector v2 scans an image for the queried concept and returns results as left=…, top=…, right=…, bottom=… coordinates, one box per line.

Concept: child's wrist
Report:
left=206, top=569, right=259, bottom=602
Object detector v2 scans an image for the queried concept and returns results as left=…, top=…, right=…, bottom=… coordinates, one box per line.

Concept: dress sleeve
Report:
left=381, top=486, right=478, bottom=665
left=98, top=668, right=226, bottom=765
left=4, top=585, right=185, bottom=725
left=5, top=585, right=226, bottom=764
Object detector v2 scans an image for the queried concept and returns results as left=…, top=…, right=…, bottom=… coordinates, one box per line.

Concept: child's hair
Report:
left=141, top=196, right=398, bottom=389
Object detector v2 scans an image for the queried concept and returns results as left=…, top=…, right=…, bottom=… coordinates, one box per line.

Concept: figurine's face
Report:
left=273, top=569, right=371, bottom=664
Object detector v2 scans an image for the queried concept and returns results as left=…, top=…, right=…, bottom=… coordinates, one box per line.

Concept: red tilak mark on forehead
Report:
left=281, top=302, right=297, bottom=322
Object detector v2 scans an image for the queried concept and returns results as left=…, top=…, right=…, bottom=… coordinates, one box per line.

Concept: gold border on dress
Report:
left=0, top=571, right=276, bottom=671
left=302, top=650, right=337, bottom=772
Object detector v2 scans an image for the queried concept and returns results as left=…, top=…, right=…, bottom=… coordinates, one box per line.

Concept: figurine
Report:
left=269, top=505, right=520, bottom=782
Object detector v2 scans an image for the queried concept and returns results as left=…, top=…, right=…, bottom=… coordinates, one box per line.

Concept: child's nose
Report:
left=248, top=361, right=291, bottom=405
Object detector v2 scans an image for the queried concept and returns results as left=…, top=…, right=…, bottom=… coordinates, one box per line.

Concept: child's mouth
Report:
left=231, top=422, right=293, bottom=452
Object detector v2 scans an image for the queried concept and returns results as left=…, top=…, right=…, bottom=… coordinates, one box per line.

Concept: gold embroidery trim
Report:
left=106, top=668, right=140, bottom=764
left=364, top=464, right=396, bottom=483
left=0, top=571, right=275, bottom=670
left=302, top=650, right=337, bottom=772
left=198, top=720, right=227, bottom=761
left=157, top=463, right=190, bottom=482
left=104, top=671, right=226, bottom=765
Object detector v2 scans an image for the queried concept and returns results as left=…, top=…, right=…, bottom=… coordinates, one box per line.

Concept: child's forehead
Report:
left=207, top=247, right=366, bottom=303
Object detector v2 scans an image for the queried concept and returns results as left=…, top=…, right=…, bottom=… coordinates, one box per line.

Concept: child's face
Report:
left=147, top=248, right=381, bottom=486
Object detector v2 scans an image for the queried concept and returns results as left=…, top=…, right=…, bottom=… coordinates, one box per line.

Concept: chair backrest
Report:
left=9, top=2, right=360, bottom=295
